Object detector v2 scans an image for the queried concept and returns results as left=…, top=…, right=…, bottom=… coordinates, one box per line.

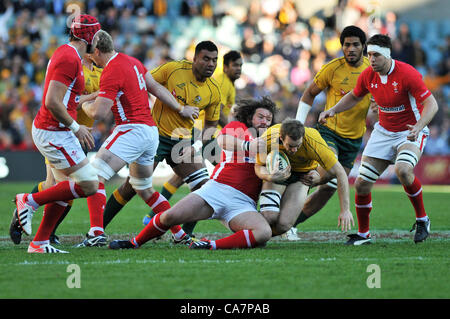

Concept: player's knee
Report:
left=69, top=164, right=99, bottom=196
left=78, top=180, right=99, bottom=196
left=394, top=163, right=413, bottom=183
left=159, top=210, right=176, bottom=227
left=354, top=178, right=371, bottom=195
left=277, top=223, right=291, bottom=235
left=253, top=224, right=272, bottom=244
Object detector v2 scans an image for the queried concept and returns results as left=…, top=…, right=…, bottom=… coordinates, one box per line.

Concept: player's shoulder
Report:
left=304, top=126, right=321, bottom=139
left=52, top=44, right=80, bottom=63
left=394, top=60, right=422, bottom=77
left=321, top=56, right=346, bottom=72
left=265, top=124, right=281, bottom=138
left=222, top=121, right=248, bottom=134
left=168, top=59, right=192, bottom=70
left=362, top=56, right=370, bottom=66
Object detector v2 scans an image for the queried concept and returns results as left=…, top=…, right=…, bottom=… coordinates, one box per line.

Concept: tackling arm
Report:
left=144, top=71, right=199, bottom=120
left=318, top=90, right=364, bottom=124
left=82, top=97, right=113, bottom=120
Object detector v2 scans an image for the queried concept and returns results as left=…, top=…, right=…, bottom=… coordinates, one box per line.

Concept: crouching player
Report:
left=109, top=97, right=276, bottom=250
left=255, top=119, right=354, bottom=237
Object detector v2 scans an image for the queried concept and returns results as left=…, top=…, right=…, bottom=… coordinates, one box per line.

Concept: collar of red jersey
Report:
left=378, top=59, right=396, bottom=84
left=387, top=59, right=396, bottom=75
left=67, top=43, right=82, bottom=60
left=105, top=52, right=119, bottom=67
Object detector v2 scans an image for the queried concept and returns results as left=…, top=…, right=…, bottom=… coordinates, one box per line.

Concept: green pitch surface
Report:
left=0, top=182, right=449, bottom=299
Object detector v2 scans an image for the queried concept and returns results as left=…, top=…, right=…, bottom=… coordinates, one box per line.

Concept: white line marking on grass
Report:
left=2, top=256, right=443, bottom=267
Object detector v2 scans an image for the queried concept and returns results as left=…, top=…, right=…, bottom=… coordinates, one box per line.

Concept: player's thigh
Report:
left=161, top=193, right=213, bottom=225
left=96, top=147, right=128, bottom=174
left=278, top=182, right=309, bottom=227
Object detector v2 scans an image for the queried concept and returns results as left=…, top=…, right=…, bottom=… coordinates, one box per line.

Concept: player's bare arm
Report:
left=46, top=80, right=95, bottom=150
left=77, top=91, right=99, bottom=108
left=326, top=161, right=354, bottom=231
left=82, top=96, right=113, bottom=120
left=254, top=163, right=291, bottom=183
left=296, top=81, right=322, bottom=123
left=318, top=90, right=364, bottom=124
left=144, top=71, right=199, bottom=120
left=406, top=94, right=439, bottom=141
left=217, top=135, right=265, bottom=157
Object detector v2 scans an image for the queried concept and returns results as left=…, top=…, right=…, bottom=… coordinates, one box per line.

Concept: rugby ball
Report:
left=266, top=150, right=290, bottom=174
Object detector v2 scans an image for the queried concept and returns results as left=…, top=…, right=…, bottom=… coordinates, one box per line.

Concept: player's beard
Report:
left=345, top=51, right=362, bottom=66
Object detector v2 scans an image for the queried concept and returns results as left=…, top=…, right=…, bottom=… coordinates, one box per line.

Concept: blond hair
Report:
left=93, top=30, right=114, bottom=53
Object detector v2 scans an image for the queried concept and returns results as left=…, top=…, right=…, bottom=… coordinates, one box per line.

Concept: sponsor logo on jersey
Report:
left=379, top=104, right=405, bottom=113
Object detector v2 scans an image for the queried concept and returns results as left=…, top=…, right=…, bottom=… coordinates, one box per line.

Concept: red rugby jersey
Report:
left=98, top=53, right=156, bottom=127
left=353, top=59, right=431, bottom=132
left=210, top=121, right=262, bottom=202
left=34, top=44, right=84, bottom=130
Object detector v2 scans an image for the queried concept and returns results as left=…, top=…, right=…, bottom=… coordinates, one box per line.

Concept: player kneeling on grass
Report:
left=109, top=97, right=276, bottom=250
left=255, top=119, right=354, bottom=238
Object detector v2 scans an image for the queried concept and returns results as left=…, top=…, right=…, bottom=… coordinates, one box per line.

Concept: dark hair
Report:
left=367, top=34, right=392, bottom=50
left=340, top=25, right=366, bottom=46
left=223, top=50, right=242, bottom=66
left=234, top=96, right=277, bottom=127
left=195, top=40, right=218, bottom=56
left=280, top=118, right=305, bottom=141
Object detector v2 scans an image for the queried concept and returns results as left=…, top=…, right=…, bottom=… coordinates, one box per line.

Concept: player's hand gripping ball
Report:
left=266, top=150, right=290, bottom=174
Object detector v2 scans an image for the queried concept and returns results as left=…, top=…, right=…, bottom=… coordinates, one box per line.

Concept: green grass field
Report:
left=0, top=182, right=449, bottom=300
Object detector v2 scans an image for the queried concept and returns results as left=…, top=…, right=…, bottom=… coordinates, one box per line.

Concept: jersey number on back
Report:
left=134, top=65, right=147, bottom=91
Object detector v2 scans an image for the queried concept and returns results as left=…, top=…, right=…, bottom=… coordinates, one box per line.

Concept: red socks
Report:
left=355, top=193, right=372, bottom=236
left=87, top=182, right=106, bottom=236
left=145, top=192, right=183, bottom=236
left=133, top=212, right=169, bottom=247
left=403, top=176, right=427, bottom=219
left=28, top=181, right=85, bottom=208
left=33, top=201, right=68, bottom=242
left=211, top=230, right=257, bottom=250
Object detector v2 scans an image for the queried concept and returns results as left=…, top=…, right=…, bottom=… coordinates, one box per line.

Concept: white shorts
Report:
left=101, top=124, right=159, bottom=166
left=194, top=180, right=257, bottom=228
left=32, top=123, right=86, bottom=169
left=363, top=122, right=428, bottom=163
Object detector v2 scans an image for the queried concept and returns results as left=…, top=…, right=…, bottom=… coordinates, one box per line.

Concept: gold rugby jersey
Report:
left=257, top=124, right=338, bottom=173
left=314, top=56, right=371, bottom=139
left=151, top=60, right=221, bottom=139
left=76, top=64, right=102, bottom=128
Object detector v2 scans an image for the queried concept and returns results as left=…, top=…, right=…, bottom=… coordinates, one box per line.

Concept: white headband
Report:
left=367, top=44, right=391, bottom=58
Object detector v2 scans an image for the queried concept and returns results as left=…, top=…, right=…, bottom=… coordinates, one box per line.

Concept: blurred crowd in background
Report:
left=0, top=0, right=449, bottom=155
